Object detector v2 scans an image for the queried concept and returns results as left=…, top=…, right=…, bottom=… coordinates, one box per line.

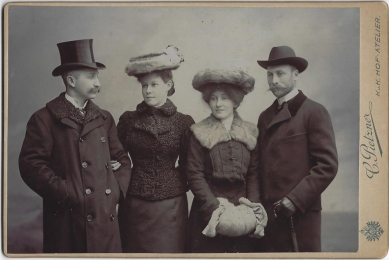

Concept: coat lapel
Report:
left=81, top=116, right=105, bottom=137
left=266, top=103, right=292, bottom=129
left=265, top=90, right=308, bottom=130
left=61, top=118, right=82, bottom=132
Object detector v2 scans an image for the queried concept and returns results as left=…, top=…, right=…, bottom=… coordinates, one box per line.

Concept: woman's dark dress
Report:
left=117, top=99, right=194, bottom=253
left=186, top=112, right=261, bottom=253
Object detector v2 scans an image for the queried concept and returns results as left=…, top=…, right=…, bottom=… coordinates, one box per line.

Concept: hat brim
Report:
left=192, top=68, right=255, bottom=94
left=257, top=57, right=308, bottom=73
left=52, top=62, right=106, bottom=77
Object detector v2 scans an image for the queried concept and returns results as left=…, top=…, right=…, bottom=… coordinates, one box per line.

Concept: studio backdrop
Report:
left=6, top=5, right=359, bottom=253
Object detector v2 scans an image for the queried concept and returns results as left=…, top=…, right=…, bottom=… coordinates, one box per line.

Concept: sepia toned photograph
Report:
left=2, top=2, right=388, bottom=258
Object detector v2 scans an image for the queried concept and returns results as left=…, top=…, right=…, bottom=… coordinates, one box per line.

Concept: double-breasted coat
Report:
left=256, top=90, right=338, bottom=252
left=19, top=93, right=132, bottom=253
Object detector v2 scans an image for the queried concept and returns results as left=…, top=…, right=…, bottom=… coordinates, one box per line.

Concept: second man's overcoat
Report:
left=256, top=90, right=338, bottom=252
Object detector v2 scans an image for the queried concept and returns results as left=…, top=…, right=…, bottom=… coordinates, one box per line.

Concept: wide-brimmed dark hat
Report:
left=257, top=46, right=308, bottom=73
left=52, top=39, right=106, bottom=77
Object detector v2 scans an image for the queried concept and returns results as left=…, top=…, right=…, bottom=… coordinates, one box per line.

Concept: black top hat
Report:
left=257, top=46, right=308, bottom=73
left=52, top=39, right=106, bottom=77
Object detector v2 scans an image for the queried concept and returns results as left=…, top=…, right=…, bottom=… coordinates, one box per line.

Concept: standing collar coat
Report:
left=19, top=92, right=132, bottom=253
left=117, top=99, right=195, bottom=201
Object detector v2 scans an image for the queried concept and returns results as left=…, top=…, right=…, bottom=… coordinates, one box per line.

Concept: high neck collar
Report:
left=136, top=98, right=177, bottom=117
left=277, top=87, right=299, bottom=105
left=65, top=93, right=88, bottom=109
left=46, top=92, right=105, bottom=125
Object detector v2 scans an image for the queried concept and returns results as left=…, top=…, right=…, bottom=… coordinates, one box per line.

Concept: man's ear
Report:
left=67, top=76, right=76, bottom=88
left=293, top=70, right=299, bottom=81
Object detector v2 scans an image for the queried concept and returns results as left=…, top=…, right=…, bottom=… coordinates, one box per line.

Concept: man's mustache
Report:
left=90, top=88, right=101, bottom=93
left=268, top=85, right=280, bottom=92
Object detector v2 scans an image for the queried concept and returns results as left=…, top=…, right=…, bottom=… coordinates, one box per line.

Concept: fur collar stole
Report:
left=136, top=98, right=177, bottom=117
left=46, top=92, right=106, bottom=125
left=191, top=111, right=259, bottom=150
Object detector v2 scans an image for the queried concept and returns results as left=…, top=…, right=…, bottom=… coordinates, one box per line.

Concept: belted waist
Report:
left=128, top=168, right=187, bottom=201
left=207, top=179, right=246, bottom=201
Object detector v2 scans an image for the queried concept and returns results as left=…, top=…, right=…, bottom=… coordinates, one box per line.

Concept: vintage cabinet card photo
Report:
left=2, top=1, right=388, bottom=258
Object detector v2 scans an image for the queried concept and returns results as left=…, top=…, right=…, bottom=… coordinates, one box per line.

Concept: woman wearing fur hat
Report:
left=186, top=66, right=267, bottom=253
left=116, top=46, right=194, bottom=253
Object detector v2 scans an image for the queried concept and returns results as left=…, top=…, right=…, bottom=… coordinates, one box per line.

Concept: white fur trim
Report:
left=125, top=46, right=184, bottom=76
left=191, top=112, right=259, bottom=150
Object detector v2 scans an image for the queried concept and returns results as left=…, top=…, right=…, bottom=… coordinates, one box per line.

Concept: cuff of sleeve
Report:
left=202, top=198, right=231, bottom=237
left=286, top=192, right=306, bottom=213
left=239, top=198, right=268, bottom=238
left=199, top=198, right=221, bottom=222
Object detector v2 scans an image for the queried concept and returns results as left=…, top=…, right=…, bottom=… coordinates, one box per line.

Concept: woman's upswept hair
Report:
left=201, top=83, right=246, bottom=108
left=135, top=69, right=175, bottom=96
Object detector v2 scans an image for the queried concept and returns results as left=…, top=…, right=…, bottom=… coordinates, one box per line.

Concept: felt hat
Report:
left=125, top=46, right=184, bottom=76
left=52, top=39, right=106, bottom=77
left=192, top=65, right=255, bottom=94
left=257, top=46, right=308, bottom=73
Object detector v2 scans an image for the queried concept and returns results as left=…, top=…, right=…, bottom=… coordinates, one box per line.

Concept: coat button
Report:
left=82, top=162, right=88, bottom=168
left=101, top=137, right=106, bottom=143
left=110, top=215, right=115, bottom=221
left=105, top=189, right=111, bottom=195
left=79, top=138, right=84, bottom=143
left=105, top=163, right=109, bottom=169
left=86, top=215, right=93, bottom=222
left=85, top=189, right=91, bottom=195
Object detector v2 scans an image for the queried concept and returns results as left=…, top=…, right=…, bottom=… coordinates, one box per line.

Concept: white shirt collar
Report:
left=278, top=87, right=299, bottom=105
left=221, top=113, right=234, bottom=131
left=65, top=93, right=88, bottom=109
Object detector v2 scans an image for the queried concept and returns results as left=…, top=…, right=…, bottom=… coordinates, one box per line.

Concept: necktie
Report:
left=277, top=102, right=286, bottom=113
left=79, top=108, right=86, bottom=117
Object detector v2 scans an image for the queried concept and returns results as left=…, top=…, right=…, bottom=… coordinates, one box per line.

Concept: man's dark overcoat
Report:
left=19, top=93, right=132, bottom=253
left=256, top=90, right=338, bottom=252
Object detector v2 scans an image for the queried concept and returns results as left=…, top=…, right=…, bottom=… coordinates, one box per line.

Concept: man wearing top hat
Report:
left=255, top=46, right=338, bottom=252
left=19, top=39, right=131, bottom=253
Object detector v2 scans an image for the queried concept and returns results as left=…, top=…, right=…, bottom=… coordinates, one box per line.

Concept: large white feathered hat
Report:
left=192, top=60, right=255, bottom=94
left=125, top=46, right=184, bottom=76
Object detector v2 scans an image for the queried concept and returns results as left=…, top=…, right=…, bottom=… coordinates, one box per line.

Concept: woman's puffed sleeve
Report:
left=186, top=135, right=220, bottom=222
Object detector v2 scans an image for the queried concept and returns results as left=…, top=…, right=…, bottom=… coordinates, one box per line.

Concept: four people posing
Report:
left=19, top=40, right=338, bottom=253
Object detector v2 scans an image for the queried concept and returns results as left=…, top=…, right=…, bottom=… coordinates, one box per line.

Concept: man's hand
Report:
left=111, top=160, right=121, bottom=171
left=273, top=197, right=297, bottom=219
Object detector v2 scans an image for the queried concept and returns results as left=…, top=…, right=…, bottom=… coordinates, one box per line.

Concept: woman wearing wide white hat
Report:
left=117, top=46, right=194, bottom=253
